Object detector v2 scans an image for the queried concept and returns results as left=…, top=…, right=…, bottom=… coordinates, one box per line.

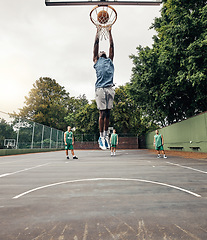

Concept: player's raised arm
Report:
left=108, top=27, right=114, bottom=61
left=93, top=29, right=100, bottom=63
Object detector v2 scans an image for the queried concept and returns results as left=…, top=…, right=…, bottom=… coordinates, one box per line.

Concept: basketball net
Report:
left=90, top=6, right=117, bottom=40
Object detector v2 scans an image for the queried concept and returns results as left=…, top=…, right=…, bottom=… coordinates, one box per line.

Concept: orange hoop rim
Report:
left=90, top=5, right=117, bottom=28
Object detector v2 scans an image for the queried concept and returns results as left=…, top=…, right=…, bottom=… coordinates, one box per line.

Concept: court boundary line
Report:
left=166, top=162, right=207, bottom=174
left=13, top=177, right=201, bottom=199
left=0, top=163, right=50, bottom=178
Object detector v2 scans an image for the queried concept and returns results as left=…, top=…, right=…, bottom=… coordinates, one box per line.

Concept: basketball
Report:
left=97, top=10, right=109, bottom=24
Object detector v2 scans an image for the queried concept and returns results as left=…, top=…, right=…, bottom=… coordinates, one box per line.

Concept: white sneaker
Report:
left=157, top=154, right=160, bottom=158
left=105, top=136, right=110, bottom=149
left=164, top=155, right=167, bottom=159
left=98, top=137, right=106, bottom=150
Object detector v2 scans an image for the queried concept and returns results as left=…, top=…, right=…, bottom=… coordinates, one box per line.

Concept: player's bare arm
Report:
left=161, top=135, right=164, bottom=145
left=108, top=27, right=114, bottom=61
left=64, top=133, right=67, bottom=145
left=93, top=29, right=100, bottom=63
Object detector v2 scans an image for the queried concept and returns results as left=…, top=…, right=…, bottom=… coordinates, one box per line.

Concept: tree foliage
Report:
left=129, top=0, right=207, bottom=125
left=18, top=77, right=88, bottom=131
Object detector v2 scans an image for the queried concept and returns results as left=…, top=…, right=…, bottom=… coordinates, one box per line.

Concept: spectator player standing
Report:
left=154, top=130, right=167, bottom=158
left=64, top=126, right=78, bottom=160
left=110, top=129, right=118, bottom=156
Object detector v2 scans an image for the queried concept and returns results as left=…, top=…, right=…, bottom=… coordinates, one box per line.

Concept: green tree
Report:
left=18, top=77, right=69, bottom=130
left=64, top=94, right=88, bottom=128
left=129, top=0, right=207, bottom=125
left=111, top=85, right=158, bottom=135
left=110, top=86, right=140, bottom=134
left=75, top=100, right=99, bottom=135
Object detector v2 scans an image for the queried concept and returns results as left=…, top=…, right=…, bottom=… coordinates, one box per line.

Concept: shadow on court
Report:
left=0, top=150, right=207, bottom=240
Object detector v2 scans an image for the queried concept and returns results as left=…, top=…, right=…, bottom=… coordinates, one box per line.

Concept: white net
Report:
left=90, top=5, right=117, bottom=40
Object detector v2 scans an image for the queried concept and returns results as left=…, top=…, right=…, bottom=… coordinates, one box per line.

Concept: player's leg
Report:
left=111, top=146, right=114, bottom=156
left=98, top=110, right=106, bottom=150
left=104, top=109, right=110, bottom=149
left=113, top=146, right=116, bottom=156
left=65, top=149, right=69, bottom=159
left=70, top=146, right=78, bottom=159
left=161, top=148, right=167, bottom=158
left=156, top=147, right=161, bottom=158
left=99, top=110, right=105, bottom=135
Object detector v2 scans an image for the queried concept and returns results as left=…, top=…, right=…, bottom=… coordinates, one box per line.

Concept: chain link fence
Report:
left=1, top=110, right=139, bottom=150
left=0, top=111, right=64, bottom=150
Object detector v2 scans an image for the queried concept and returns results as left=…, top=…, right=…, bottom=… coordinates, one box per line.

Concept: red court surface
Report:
left=0, top=150, right=207, bottom=239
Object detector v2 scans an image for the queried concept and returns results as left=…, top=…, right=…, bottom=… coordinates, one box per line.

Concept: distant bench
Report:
left=168, top=147, right=183, bottom=150
left=189, top=147, right=200, bottom=151
left=168, top=146, right=200, bottom=151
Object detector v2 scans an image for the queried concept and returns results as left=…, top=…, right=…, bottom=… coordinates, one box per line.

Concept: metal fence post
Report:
left=50, top=128, right=52, bottom=148
left=16, top=118, right=21, bottom=149
left=41, top=125, right=44, bottom=149
left=31, top=122, right=35, bottom=149
left=56, top=130, right=59, bottom=148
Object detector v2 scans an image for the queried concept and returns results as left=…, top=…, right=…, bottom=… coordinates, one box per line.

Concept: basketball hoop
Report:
left=90, top=5, right=117, bottom=40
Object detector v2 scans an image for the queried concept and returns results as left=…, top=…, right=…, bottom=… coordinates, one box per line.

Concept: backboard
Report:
left=4, top=139, right=16, bottom=149
left=45, top=0, right=162, bottom=6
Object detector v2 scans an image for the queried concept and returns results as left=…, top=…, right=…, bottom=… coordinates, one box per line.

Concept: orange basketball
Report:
left=97, top=10, right=109, bottom=24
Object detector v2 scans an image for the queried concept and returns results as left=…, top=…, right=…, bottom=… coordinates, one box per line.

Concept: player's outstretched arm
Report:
left=108, top=27, right=114, bottom=61
left=93, top=29, right=100, bottom=63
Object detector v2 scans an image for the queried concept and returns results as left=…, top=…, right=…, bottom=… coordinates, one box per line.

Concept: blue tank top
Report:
left=94, top=57, right=114, bottom=88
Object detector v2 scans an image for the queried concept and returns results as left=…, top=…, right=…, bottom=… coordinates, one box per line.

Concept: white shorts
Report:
left=95, top=87, right=115, bottom=110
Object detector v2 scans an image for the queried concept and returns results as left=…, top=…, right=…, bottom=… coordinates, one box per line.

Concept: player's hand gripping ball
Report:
left=97, top=10, right=109, bottom=24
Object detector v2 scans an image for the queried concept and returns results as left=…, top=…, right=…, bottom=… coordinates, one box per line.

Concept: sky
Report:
left=0, top=0, right=162, bottom=116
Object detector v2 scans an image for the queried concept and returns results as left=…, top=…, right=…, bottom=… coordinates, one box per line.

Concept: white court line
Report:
left=167, top=162, right=207, bottom=174
left=13, top=177, right=201, bottom=199
left=0, top=163, right=50, bottom=178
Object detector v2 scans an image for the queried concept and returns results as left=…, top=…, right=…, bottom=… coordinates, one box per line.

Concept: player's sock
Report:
left=111, top=152, right=113, bottom=157
left=114, top=152, right=116, bottom=156
left=103, top=130, right=108, bottom=137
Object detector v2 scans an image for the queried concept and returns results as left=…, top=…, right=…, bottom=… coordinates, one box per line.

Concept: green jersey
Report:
left=111, top=133, right=118, bottom=146
left=154, top=134, right=162, bottom=148
left=65, top=131, right=73, bottom=144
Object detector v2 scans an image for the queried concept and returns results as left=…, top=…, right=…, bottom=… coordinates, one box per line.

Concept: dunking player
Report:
left=93, top=27, right=115, bottom=150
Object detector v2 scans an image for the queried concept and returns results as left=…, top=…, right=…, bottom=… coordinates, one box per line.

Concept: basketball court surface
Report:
left=0, top=150, right=207, bottom=239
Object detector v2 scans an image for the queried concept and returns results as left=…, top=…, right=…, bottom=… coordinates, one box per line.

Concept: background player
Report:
left=110, top=129, right=118, bottom=156
left=93, top=26, right=115, bottom=150
left=64, top=126, right=78, bottom=159
left=154, top=130, right=167, bottom=158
